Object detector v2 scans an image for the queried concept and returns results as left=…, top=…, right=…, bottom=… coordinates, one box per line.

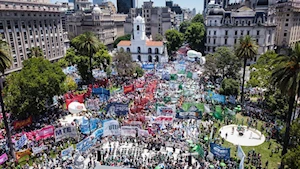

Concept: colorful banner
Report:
left=138, top=129, right=149, bottom=137
left=16, top=134, right=27, bottom=150
left=76, top=136, right=96, bottom=152
left=55, top=126, right=78, bottom=142
left=32, top=145, right=48, bottom=155
left=15, top=149, right=31, bottom=161
left=13, top=116, right=32, bottom=129
left=103, top=120, right=120, bottom=137
left=124, top=84, right=134, bottom=94
left=105, top=102, right=129, bottom=116
left=124, top=121, right=143, bottom=128
left=91, top=128, right=104, bottom=139
left=92, top=87, right=110, bottom=101
left=80, top=118, right=100, bottom=134
left=0, top=153, right=8, bottom=165
left=156, top=105, right=176, bottom=116
left=85, top=98, right=100, bottom=110
left=121, top=126, right=137, bottom=137
left=210, top=143, right=231, bottom=160
left=176, top=112, right=201, bottom=119
left=207, top=92, right=226, bottom=104
left=142, top=64, right=155, bottom=70
left=237, top=145, right=245, bottom=159
left=61, top=146, right=74, bottom=157
left=35, top=125, right=55, bottom=141
left=152, top=116, right=173, bottom=124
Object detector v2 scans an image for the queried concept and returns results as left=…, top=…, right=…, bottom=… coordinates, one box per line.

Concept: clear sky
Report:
left=51, top=0, right=205, bottom=13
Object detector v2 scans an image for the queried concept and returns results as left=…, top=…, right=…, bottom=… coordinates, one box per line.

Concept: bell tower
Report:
left=132, top=15, right=146, bottom=41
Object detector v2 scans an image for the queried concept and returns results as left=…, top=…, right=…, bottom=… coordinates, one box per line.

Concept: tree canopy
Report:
left=165, top=29, right=184, bottom=56
left=28, top=47, right=44, bottom=58
left=153, top=33, right=164, bottom=41
left=114, top=50, right=136, bottom=77
left=220, top=78, right=240, bottom=96
left=0, top=36, right=12, bottom=73
left=179, top=21, right=191, bottom=34
left=191, top=14, right=204, bottom=24
left=4, top=57, right=66, bottom=119
left=184, top=23, right=205, bottom=52
left=113, top=34, right=131, bottom=48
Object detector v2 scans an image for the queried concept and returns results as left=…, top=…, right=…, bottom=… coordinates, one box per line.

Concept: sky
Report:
left=51, top=0, right=205, bottom=13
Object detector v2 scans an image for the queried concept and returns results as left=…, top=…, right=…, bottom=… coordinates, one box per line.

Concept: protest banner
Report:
left=80, top=118, right=100, bottom=134
left=210, top=143, right=230, bottom=160
left=91, top=128, right=104, bottom=139
left=142, top=64, right=155, bottom=70
left=13, top=116, right=32, bottom=129
left=76, top=136, right=96, bottom=152
left=124, top=121, right=143, bottom=128
left=157, top=104, right=176, bottom=117
left=55, top=126, right=78, bottom=142
left=61, top=146, right=74, bottom=157
left=32, top=145, right=48, bottom=155
left=121, top=126, right=137, bottom=137
left=105, top=102, right=129, bottom=116
left=176, top=112, right=200, bottom=119
left=103, top=120, right=120, bottom=136
left=15, top=149, right=31, bottom=161
left=16, top=134, right=27, bottom=150
left=138, top=129, right=149, bottom=137
left=152, top=116, right=173, bottom=124
left=35, top=125, right=55, bottom=141
left=0, top=153, right=8, bottom=165
left=124, top=84, right=134, bottom=94
left=237, top=145, right=245, bottom=159
left=92, top=87, right=110, bottom=101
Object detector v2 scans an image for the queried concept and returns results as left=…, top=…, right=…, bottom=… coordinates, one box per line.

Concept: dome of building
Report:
left=209, top=8, right=225, bottom=15
left=92, top=4, right=102, bottom=14
left=134, top=15, right=145, bottom=23
left=257, top=0, right=269, bottom=6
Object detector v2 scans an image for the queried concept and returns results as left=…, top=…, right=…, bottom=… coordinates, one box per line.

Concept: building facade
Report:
left=205, top=0, right=276, bottom=61
left=117, top=0, right=135, bottom=14
left=117, top=16, right=168, bottom=63
left=0, top=0, right=66, bottom=74
left=74, top=0, right=91, bottom=11
left=66, top=5, right=126, bottom=46
left=275, top=0, right=300, bottom=48
left=124, top=1, right=175, bottom=37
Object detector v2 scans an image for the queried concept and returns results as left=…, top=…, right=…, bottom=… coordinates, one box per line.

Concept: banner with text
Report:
left=138, top=129, right=150, bottom=137
left=121, top=126, right=137, bottom=137
left=13, top=116, right=32, bottom=129
left=32, top=145, right=48, bottom=155
left=76, top=136, right=96, bottom=152
left=210, top=143, right=230, bottom=160
left=152, top=116, right=173, bottom=124
left=103, top=120, right=120, bottom=137
left=156, top=104, right=176, bottom=117
left=124, top=84, right=134, bottom=94
left=35, top=125, right=55, bottom=141
left=0, top=153, right=8, bottom=165
left=55, top=126, right=78, bottom=142
left=61, top=146, right=74, bottom=157
left=105, top=102, right=129, bottom=116
left=16, top=134, right=27, bottom=150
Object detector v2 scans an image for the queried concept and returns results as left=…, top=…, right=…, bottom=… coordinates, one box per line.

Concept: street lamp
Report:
left=0, top=78, right=15, bottom=160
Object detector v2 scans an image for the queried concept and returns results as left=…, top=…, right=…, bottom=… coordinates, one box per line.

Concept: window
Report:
left=247, top=31, right=250, bottom=35
left=248, top=21, right=251, bottom=26
left=138, top=55, right=141, bottom=61
left=148, top=55, right=152, bottom=62
left=155, top=55, right=159, bottom=62
left=235, top=31, right=237, bottom=36
left=225, top=30, right=228, bottom=36
left=209, top=31, right=211, bottom=35
left=213, top=31, right=216, bottom=36
left=155, top=48, right=159, bottom=54
left=137, top=25, right=140, bottom=31
left=224, top=39, right=227, bottom=45
left=126, top=47, right=130, bottom=52
left=257, top=30, right=260, bottom=36
left=148, top=48, right=152, bottom=54
left=284, top=33, right=287, bottom=37
left=285, top=23, right=289, bottom=27
left=234, top=39, right=237, bottom=44
left=286, top=19, right=289, bottom=22
left=137, top=47, right=141, bottom=53
left=256, top=39, right=259, bottom=44
left=287, top=14, right=290, bottom=17
left=241, top=30, right=244, bottom=36
left=213, top=39, right=216, bottom=44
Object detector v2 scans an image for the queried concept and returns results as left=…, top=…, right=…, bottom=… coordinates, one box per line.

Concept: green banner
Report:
left=187, top=71, right=193, bottom=79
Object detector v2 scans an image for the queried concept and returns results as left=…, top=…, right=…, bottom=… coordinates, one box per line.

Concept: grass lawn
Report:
left=214, top=113, right=281, bottom=169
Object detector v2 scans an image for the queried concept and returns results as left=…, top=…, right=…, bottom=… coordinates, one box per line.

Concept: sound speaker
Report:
left=188, top=155, right=192, bottom=166
left=97, top=151, right=101, bottom=161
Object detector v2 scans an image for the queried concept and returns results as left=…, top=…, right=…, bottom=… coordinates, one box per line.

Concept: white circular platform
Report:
left=219, top=124, right=265, bottom=146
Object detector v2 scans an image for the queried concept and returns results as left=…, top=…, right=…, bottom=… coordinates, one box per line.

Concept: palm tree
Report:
left=235, top=35, right=258, bottom=105
left=0, top=38, right=14, bottom=159
left=72, top=32, right=100, bottom=84
left=28, top=47, right=43, bottom=58
left=271, top=42, right=300, bottom=168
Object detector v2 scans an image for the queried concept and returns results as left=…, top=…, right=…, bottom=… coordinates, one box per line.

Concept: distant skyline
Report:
left=51, top=0, right=237, bottom=13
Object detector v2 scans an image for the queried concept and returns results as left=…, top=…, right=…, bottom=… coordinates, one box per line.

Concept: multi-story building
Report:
left=117, top=0, right=135, bottom=14
left=117, top=16, right=168, bottom=63
left=93, top=0, right=104, bottom=5
left=205, top=0, right=277, bottom=61
left=0, top=0, right=67, bottom=74
left=74, top=0, right=91, bottom=11
left=124, top=1, right=175, bottom=37
left=275, top=0, right=300, bottom=48
left=204, top=0, right=230, bottom=14
left=66, top=5, right=127, bottom=46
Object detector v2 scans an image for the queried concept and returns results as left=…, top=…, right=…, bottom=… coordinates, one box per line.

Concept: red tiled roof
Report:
left=146, top=41, right=163, bottom=46
left=117, top=41, right=131, bottom=46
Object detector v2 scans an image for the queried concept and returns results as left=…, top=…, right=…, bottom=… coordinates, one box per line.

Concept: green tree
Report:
left=153, top=33, right=164, bottom=41
left=28, top=47, right=43, bottom=58
left=113, top=34, right=131, bottom=48
left=114, top=50, right=135, bottom=77
left=282, top=145, right=300, bottom=169
left=71, top=32, right=101, bottom=83
left=184, top=23, right=205, bottom=52
left=134, top=64, right=144, bottom=77
left=179, top=21, right=191, bottom=34
left=204, top=54, right=218, bottom=79
left=214, top=47, right=241, bottom=79
left=235, top=35, right=258, bottom=104
left=220, top=78, right=240, bottom=96
left=270, top=42, right=300, bottom=167
left=165, top=29, right=184, bottom=56
left=191, top=14, right=204, bottom=23
left=0, top=36, right=14, bottom=159
left=248, top=50, right=278, bottom=88
left=4, top=57, right=66, bottom=119
left=64, top=76, right=77, bottom=91
left=263, top=89, right=288, bottom=120
left=94, top=48, right=112, bottom=71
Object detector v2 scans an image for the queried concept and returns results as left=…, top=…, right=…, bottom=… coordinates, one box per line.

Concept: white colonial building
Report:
left=205, top=0, right=277, bottom=61
left=117, top=16, right=168, bottom=63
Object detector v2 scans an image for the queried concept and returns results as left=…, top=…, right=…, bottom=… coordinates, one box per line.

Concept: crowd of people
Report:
left=0, top=61, right=276, bottom=169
